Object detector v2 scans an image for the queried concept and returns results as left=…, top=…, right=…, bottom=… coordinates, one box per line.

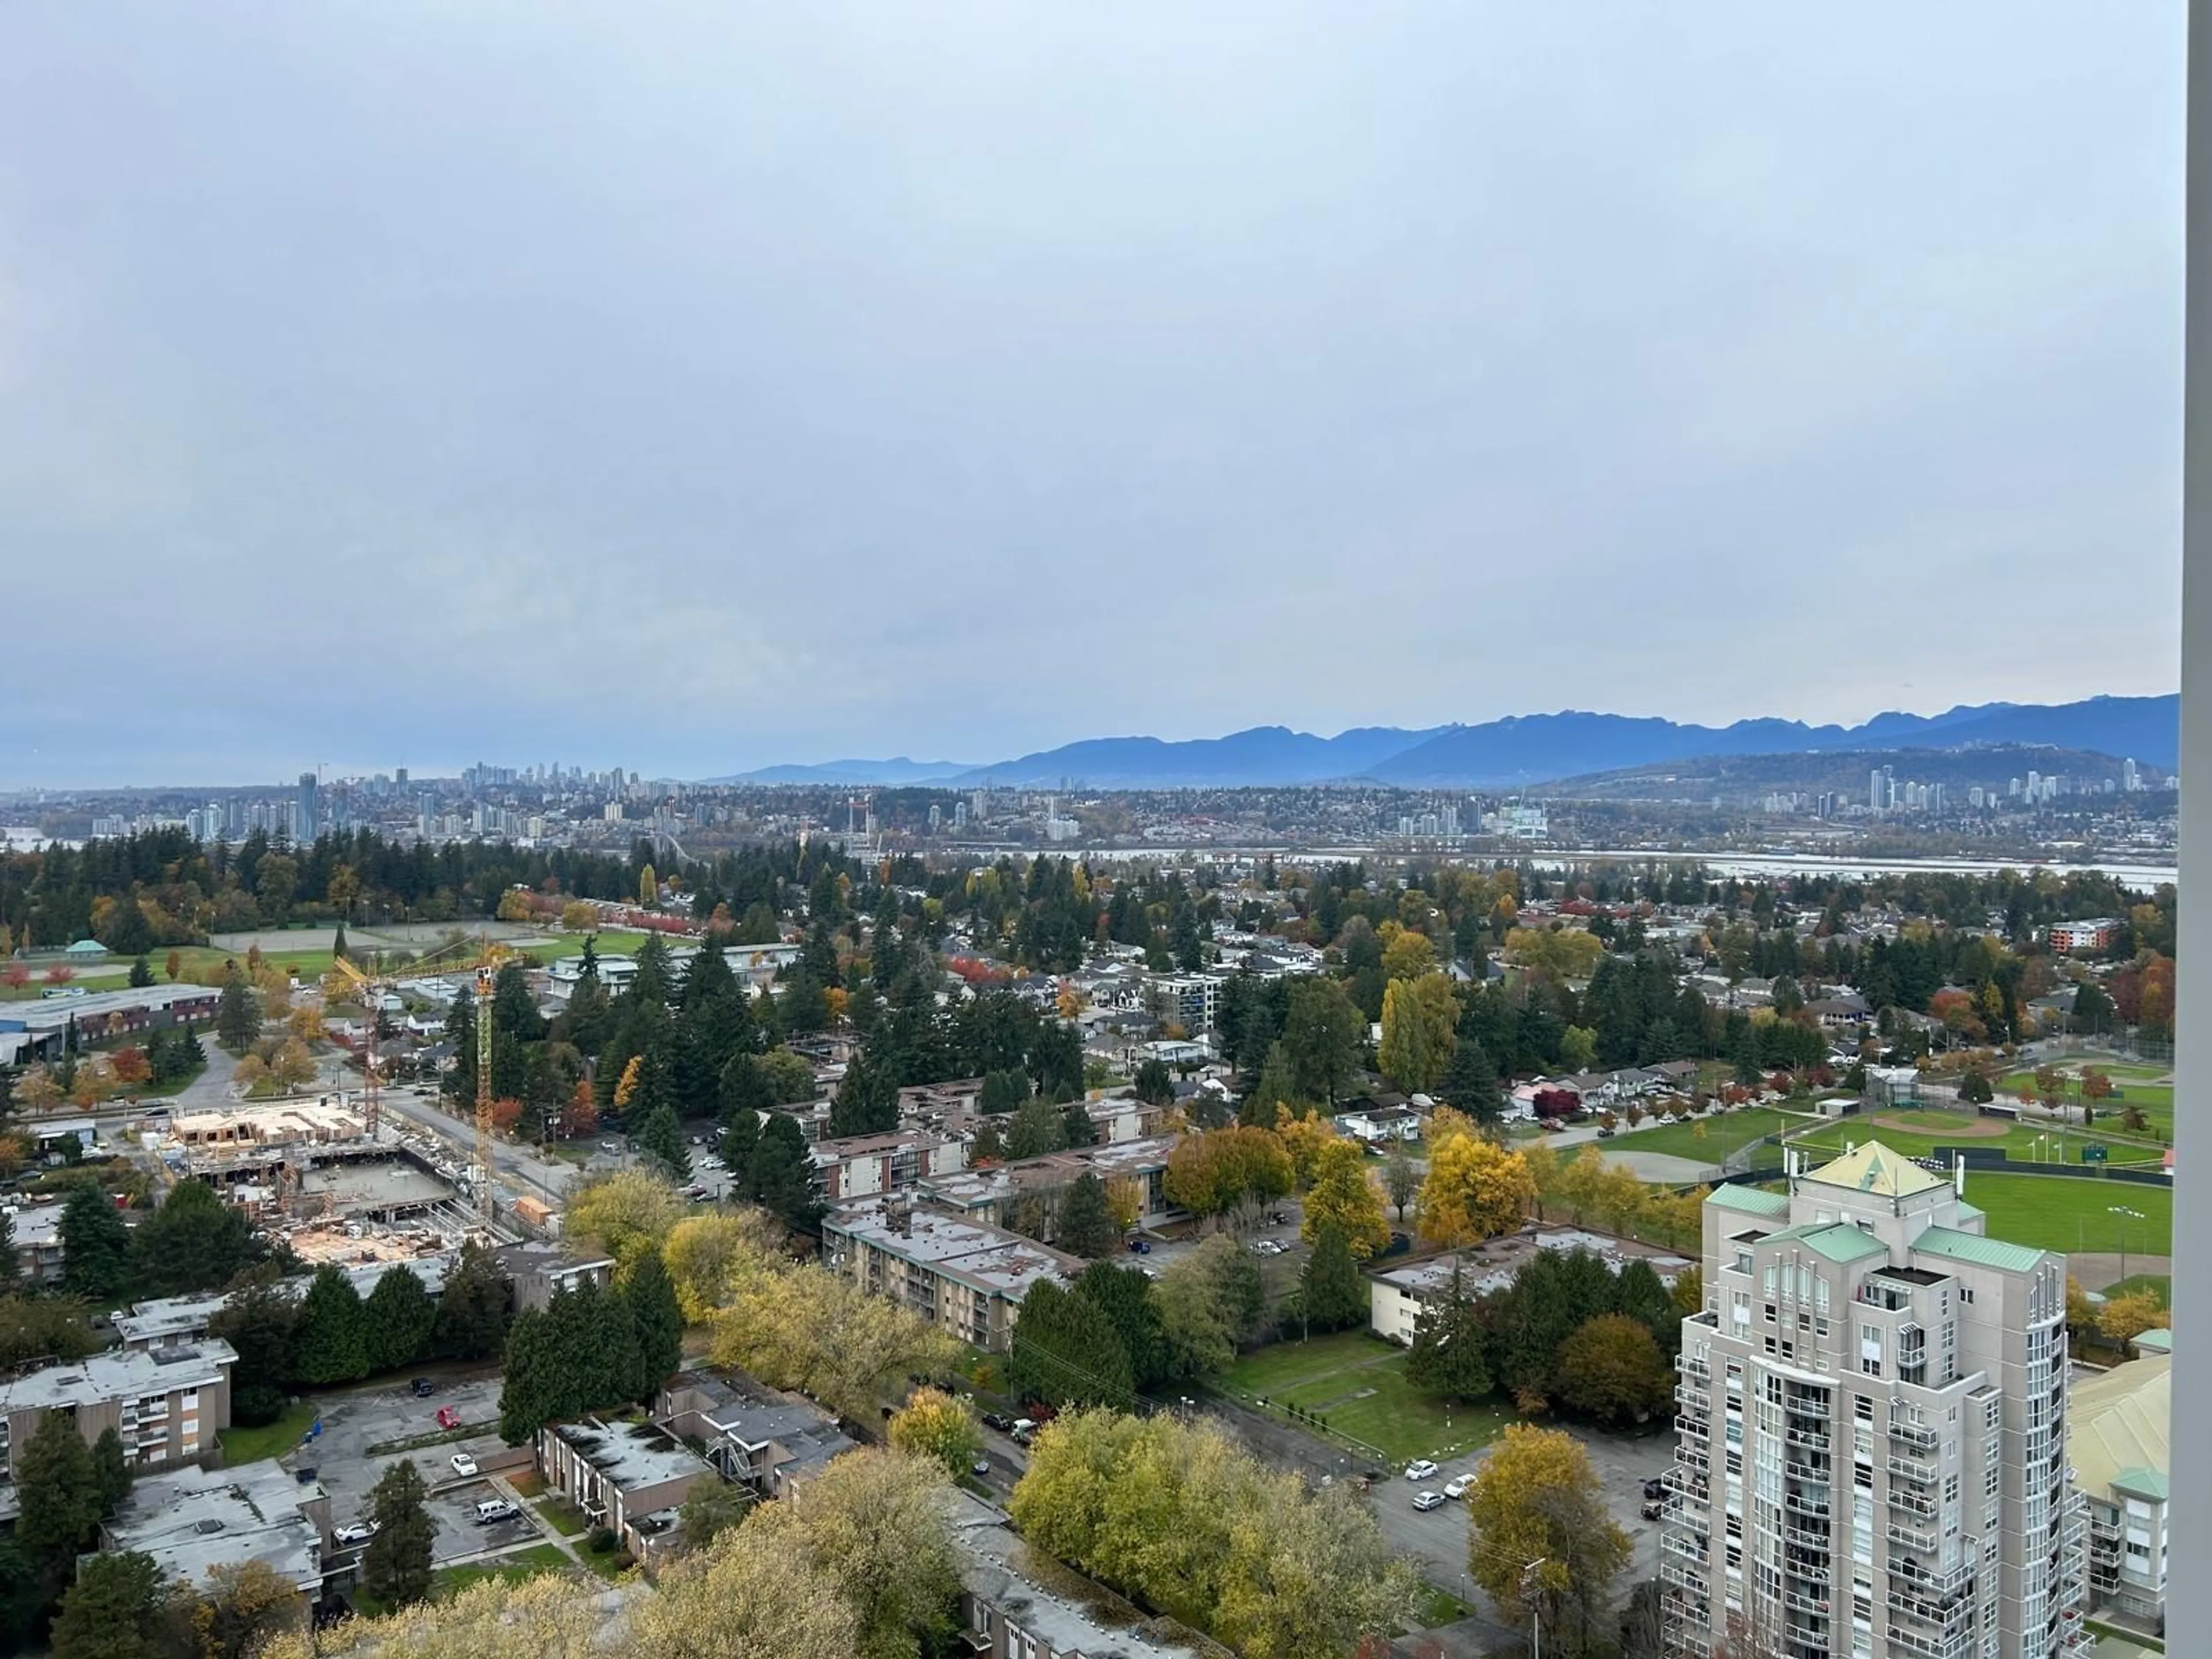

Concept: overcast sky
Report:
left=0, top=3, right=2184, bottom=787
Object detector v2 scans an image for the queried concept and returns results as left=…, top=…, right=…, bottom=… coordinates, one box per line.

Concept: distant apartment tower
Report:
left=294, top=772, right=319, bottom=841
left=2122, top=758, right=2139, bottom=793
left=2047, top=919, right=2120, bottom=955
left=1663, top=1143, right=2084, bottom=1659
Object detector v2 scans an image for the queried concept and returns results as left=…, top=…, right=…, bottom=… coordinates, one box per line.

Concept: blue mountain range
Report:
left=711, top=694, right=2178, bottom=791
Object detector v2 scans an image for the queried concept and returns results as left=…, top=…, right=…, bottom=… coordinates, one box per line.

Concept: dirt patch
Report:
left=1869, top=1112, right=2009, bottom=1139
left=2069, top=1252, right=2172, bottom=1293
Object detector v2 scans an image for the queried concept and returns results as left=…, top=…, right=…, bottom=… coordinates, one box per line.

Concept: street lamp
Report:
left=2110, top=1206, right=2147, bottom=1285
left=1518, top=1558, right=1549, bottom=1659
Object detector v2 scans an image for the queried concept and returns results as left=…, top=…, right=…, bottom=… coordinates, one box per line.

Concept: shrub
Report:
left=232, top=1384, right=289, bottom=1428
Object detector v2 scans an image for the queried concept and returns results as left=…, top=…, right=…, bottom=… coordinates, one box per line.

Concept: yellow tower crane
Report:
left=324, top=933, right=516, bottom=1222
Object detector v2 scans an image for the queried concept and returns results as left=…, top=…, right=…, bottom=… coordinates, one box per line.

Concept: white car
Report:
left=1442, top=1476, right=1471, bottom=1501
left=1404, top=1459, right=1440, bottom=1482
left=450, top=1453, right=479, bottom=1478
left=332, top=1521, right=378, bottom=1546
left=1412, top=1490, right=1446, bottom=1512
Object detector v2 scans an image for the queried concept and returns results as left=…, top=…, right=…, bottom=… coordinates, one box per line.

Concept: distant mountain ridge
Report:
left=706, top=694, right=2177, bottom=790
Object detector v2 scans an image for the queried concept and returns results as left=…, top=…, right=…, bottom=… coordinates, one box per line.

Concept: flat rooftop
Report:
left=1376, top=1227, right=1691, bottom=1302
left=105, top=1458, right=324, bottom=1592
left=826, top=1199, right=1082, bottom=1300
left=0, top=1339, right=236, bottom=1414
left=551, top=1418, right=714, bottom=1492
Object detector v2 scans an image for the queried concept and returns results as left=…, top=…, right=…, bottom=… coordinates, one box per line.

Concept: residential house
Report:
left=1334, top=1104, right=1422, bottom=1143
left=8, top=1202, right=65, bottom=1287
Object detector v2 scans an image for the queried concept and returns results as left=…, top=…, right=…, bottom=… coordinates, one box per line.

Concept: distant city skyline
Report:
left=0, top=5, right=2183, bottom=787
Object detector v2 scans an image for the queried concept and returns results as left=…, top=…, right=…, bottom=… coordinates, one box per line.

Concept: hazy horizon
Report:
left=0, top=4, right=2184, bottom=788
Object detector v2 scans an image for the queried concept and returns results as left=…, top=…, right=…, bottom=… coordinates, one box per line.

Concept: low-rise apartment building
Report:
left=657, top=1369, right=857, bottom=1499
left=810, top=1129, right=968, bottom=1202
left=536, top=1416, right=719, bottom=1540
left=824, top=1198, right=1082, bottom=1352
left=0, top=1340, right=235, bottom=1484
left=100, top=1459, right=329, bottom=1603
left=2069, top=1343, right=2169, bottom=1629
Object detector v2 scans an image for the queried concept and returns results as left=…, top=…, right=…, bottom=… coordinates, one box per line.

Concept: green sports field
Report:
left=1785, top=1111, right=2157, bottom=1169
left=1955, top=1172, right=2171, bottom=1257
left=1605, top=1108, right=1812, bottom=1164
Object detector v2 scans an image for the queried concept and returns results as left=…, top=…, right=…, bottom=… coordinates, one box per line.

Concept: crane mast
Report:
left=474, top=963, right=495, bottom=1224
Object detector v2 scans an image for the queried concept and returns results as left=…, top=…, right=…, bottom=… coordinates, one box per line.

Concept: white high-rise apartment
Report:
left=1662, top=1143, right=2086, bottom=1659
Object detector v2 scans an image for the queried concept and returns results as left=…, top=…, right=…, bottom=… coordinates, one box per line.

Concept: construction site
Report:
left=154, top=1099, right=487, bottom=1235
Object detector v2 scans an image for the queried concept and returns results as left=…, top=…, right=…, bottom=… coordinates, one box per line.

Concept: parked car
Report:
left=1010, top=1418, right=1037, bottom=1444
left=971, top=1459, right=993, bottom=1478
left=1404, top=1459, right=1440, bottom=1482
left=410, top=1377, right=435, bottom=1398
left=981, top=1411, right=1012, bottom=1433
left=474, top=1498, right=520, bottom=1525
left=1641, top=1498, right=1667, bottom=1521
left=1643, top=1476, right=1669, bottom=1499
left=1442, top=1475, right=1471, bottom=1501
left=1412, top=1491, right=1446, bottom=1512
left=1595, top=1126, right=1615, bottom=1139
left=1125, top=1238, right=1152, bottom=1255
left=598, top=1139, right=622, bottom=1153
left=332, top=1522, right=378, bottom=1546
left=450, top=1453, right=479, bottom=1478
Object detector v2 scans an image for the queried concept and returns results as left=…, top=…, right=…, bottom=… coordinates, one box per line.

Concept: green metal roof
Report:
left=1911, top=1225, right=2043, bottom=1274
left=1707, top=1184, right=1791, bottom=1218
left=1952, top=1199, right=1986, bottom=1225
left=2112, top=1467, right=2170, bottom=1501
left=1764, top=1221, right=1890, bottom=1264
left=2134, top=1328, right=2172, bottom=1354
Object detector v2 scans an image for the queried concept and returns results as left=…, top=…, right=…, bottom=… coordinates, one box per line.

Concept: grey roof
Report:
left=103, top=1459, right=324, bottom=1592
left=550, top=1417, right=714, bottom=1493
left=0, top=1339, right=235, bottom=1413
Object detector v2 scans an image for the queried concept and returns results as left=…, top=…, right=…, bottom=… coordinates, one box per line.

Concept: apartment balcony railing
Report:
left=1783, top=1423, right=1830, bottom=1452
left=1887, top=1520, right=1940, bottom=1553
left=1782, top=1587, right=1830, bottom=1618
left=1782, top=1393, right=1831, bottom=1419
left=1889, top=1418, right=1941, bottom=1450
left=1679, top=1354, right=1711, bottom=1381
left=1661, top=1532, right=1709, bottom=1565
left=1887, top=1455, right=1939, bottom=1487
left=1782, top=1493, right=1832, bottom=1523
left=1676, top=1382, right=1710, bottom=1409
left=1675, top=1414, right=1710, bottom=1439
left=1890, top=1485, right=1939, bottom=1520
left=1660, top=1560, right=1710, bottom=1596
left=1884, top=1618, right=1972, bottom=1659
left=1780, top=1519, right=1833, bottom=1551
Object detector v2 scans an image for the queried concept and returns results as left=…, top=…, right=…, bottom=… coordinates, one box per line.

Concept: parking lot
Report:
left=285, top=1374, right=541, bottom=1567
left=1367, top=1422, right=1675, bottom=1610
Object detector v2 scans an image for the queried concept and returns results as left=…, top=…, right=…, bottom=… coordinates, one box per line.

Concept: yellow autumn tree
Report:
left=563, top=1166, right=685, bottom=1276
left=1272, top=1105, right=1337, bottom=1189
left=612, top=1054, right=643, bottom=1108
left=1299, top=1139, right=1390, bottom=1259
left=1416, top=1134, right=1537, bottom=1247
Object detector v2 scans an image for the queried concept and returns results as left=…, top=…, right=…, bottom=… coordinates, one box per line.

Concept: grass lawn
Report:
left=2103, top=1274, right=2172, bottom=1306
left=507, top=1471, right=546, bottom=1498
left=1410, top=1585, right=1471, bottom=1628
left=577, top=1541, right=635, bottom=1581
left=1607, top=1107, right=1809, bottom=1163
left=536, top=1497, right=588, bottom=1538
left=218, top=1400, right=319, bottom=1465
left=348, top=1544, right=579, bottom=1612
left=1786, top=1112, right=2157, bottom=1168
left=1215, top=1330, right=1511, bottom=1467
left=1957, top=1173, right=2172, bottom=1256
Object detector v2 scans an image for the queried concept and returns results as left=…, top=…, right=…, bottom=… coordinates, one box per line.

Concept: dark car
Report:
left=410, top=1377, right=436, bottom=1398
left=1382, top=1232, right=1412, bottom=1258
left=1643, top=1476, right=1669, bottom=1499
left=982, top=1411, right=1012, bottom=1433
left=971, top=1459, right=993, bottom=1478
left=1125, top=1238, right=1152, bottom=1255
